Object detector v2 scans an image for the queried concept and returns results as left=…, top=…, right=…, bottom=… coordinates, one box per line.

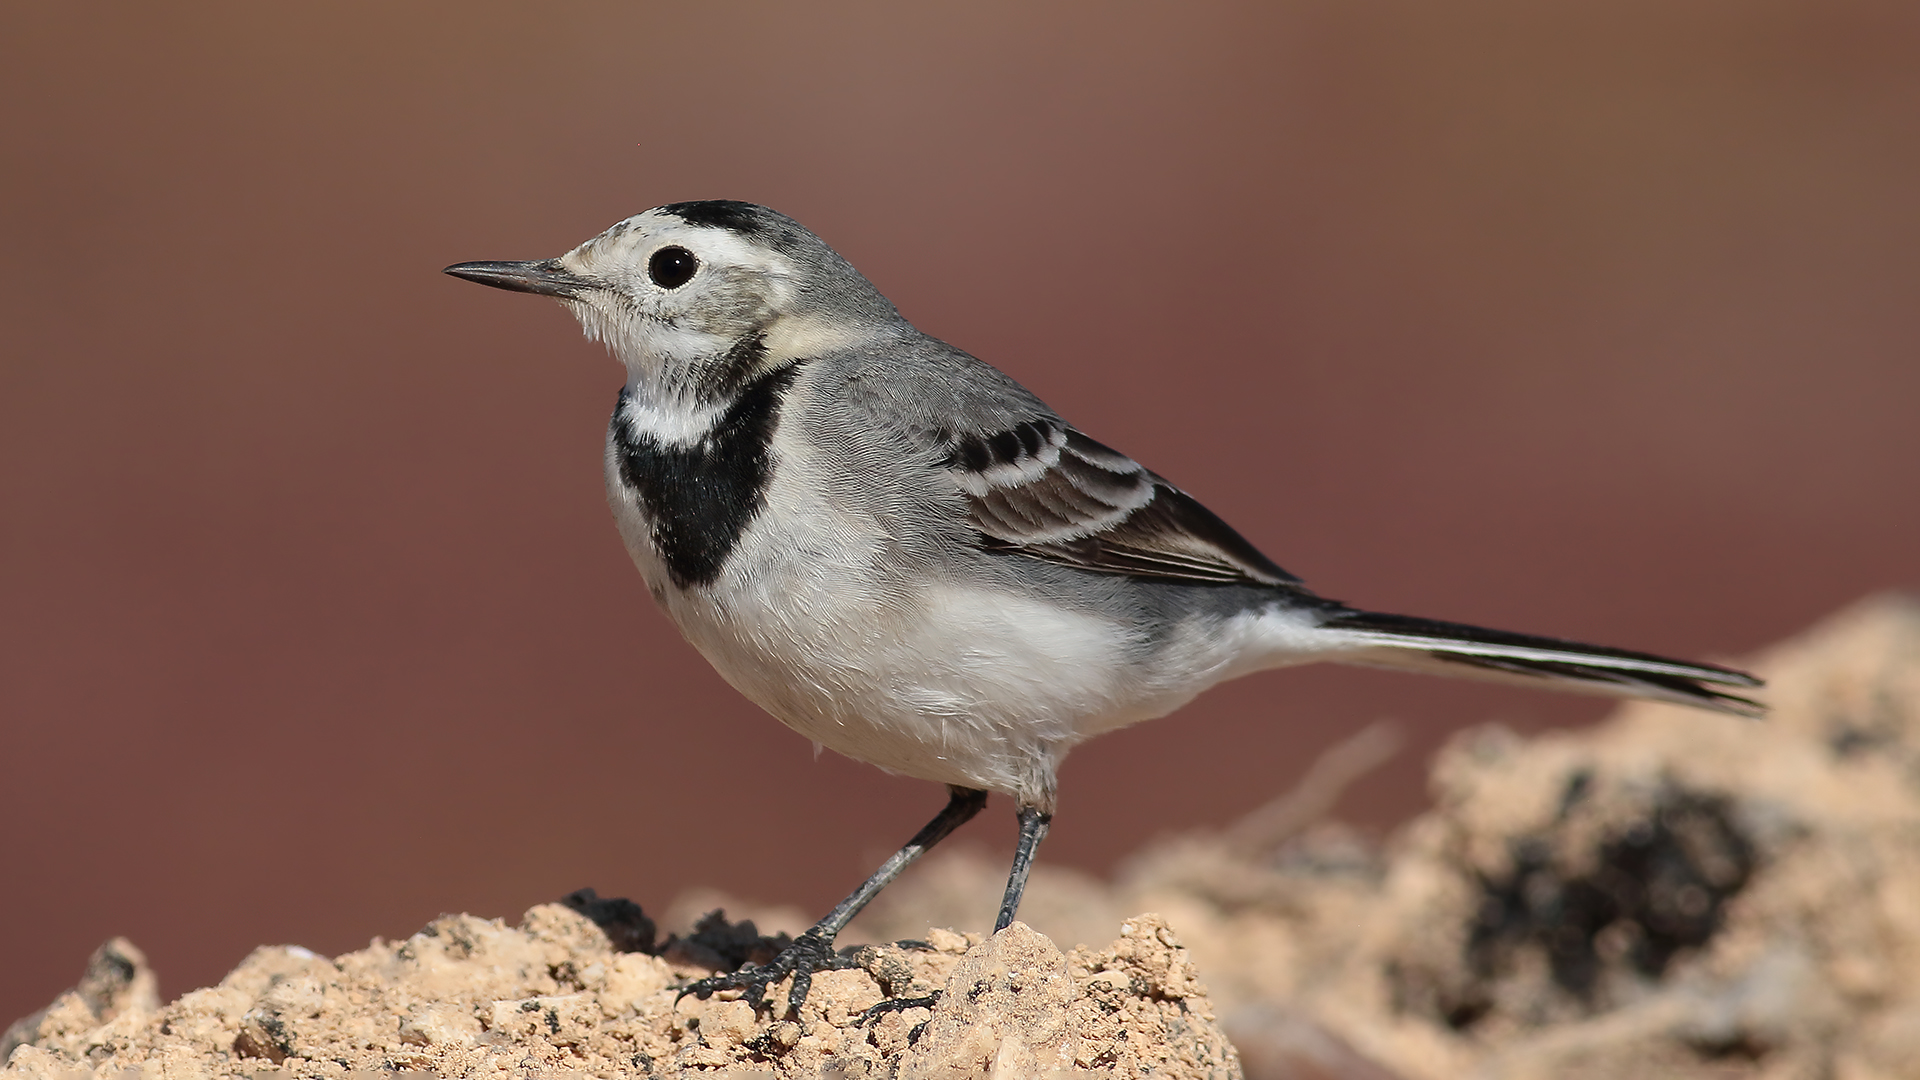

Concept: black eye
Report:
left=647, top=246, right=698, bottom=289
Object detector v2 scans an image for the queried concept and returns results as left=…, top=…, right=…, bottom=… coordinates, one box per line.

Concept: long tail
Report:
left=1317, top=608, right=1765, bottom=717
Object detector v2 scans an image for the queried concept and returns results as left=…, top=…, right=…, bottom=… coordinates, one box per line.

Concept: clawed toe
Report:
left=676, top=930, right=855, bottom=1016
left=857, top=991, right=941, bottom=1027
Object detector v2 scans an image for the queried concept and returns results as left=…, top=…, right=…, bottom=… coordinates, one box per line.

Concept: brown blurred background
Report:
left=3, top=1, right=1916, bottom=1023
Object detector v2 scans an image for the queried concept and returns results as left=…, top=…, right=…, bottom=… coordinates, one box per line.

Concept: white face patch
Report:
left=553, top=210, right=811, bottom=389
left=561, top=212, right=797, bottom=307
left=545, top=205, right=906, bottom=412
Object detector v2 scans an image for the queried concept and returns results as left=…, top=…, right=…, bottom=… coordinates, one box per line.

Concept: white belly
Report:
left=609, top=454, right=1139, bottom=804
left=600, top=416, right=1312, bottom=809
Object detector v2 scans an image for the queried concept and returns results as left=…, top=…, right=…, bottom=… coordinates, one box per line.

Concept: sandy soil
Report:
left=9, top=593, right=1916, bottom=1079
left=2, top=904, right=1237, bottom=1079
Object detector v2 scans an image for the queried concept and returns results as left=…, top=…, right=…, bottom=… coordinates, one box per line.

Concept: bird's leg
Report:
left=678, top=785, right=987, bottom=1017
left=995, top=803, right=1053, bottom=931
left=861, top=798, right=1056, bottom=1029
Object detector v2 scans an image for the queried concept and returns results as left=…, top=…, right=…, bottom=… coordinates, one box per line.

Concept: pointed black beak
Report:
left=443, top=259, right=591, bottom=299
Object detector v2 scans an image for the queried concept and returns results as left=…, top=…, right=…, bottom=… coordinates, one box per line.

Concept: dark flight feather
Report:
left=946, top=421, right=1300, bottom=587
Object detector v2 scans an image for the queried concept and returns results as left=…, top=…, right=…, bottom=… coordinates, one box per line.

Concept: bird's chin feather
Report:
left=567, top=299, right=714, bottom=394
left=567, top=298, right=639, bottom=355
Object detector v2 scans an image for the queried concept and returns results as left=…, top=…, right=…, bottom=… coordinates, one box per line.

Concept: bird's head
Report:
left=446, top=200, right=901, bottom=400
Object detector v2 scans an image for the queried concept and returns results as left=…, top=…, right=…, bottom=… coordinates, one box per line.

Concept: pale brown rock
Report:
left=2, top=906, right=1238, bottom=1078
left=901, top=923, right=1079, bottom=1078
left=1, top=938, right=158, bottom=1066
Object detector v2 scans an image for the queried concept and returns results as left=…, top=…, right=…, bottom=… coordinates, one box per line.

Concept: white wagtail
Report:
left=445, top=200, right=1761, bottom=1013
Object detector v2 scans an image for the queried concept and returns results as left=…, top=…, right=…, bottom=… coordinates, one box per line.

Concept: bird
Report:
left=444, top=199, right=1761, bottom=1015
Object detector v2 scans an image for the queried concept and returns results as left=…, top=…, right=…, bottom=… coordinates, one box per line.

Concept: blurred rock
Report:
left=0, top=938, right=157, bottom=1065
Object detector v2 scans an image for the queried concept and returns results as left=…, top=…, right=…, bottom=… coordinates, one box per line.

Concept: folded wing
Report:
left=944, top=419, right=1300, bottom=588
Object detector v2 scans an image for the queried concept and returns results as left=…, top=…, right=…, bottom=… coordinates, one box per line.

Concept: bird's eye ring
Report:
left=647, top=246, right=699, bottom=289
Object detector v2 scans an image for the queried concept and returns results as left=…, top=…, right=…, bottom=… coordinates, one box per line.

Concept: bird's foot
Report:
left=676, top=928, right=856, bottom=1016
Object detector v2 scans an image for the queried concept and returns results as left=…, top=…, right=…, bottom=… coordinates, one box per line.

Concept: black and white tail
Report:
left=1320, top=609, right=1764, bottom=717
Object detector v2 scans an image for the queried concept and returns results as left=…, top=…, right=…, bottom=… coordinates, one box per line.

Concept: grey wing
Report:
left=944, top=418, right=1302, bottom=587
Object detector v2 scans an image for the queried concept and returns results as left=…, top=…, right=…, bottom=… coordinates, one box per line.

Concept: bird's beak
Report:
left=443, top=259, right=591, bottom=299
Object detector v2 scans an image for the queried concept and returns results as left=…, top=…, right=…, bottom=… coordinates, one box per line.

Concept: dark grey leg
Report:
left=994, top=804, right=1053, bottom=932
left=810, top=784, right=988, bottom=939
left=679, top=785, right=988, bottom=1015
left=862, top=798, right=1057, bottom=1030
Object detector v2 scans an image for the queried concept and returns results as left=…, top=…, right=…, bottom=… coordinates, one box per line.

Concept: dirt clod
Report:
left=2, top=939, right=158, bottom=1066
left=559, top=886, right=658, bottom=955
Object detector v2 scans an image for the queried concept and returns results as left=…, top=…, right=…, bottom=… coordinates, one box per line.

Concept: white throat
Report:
left=616, top=390, right=729, bottom=448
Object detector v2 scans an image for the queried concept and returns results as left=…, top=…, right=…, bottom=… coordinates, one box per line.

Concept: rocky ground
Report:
left=8, top=594, right=1917, bottom=1079
left=2, top=905, right=1237, bottom=1079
